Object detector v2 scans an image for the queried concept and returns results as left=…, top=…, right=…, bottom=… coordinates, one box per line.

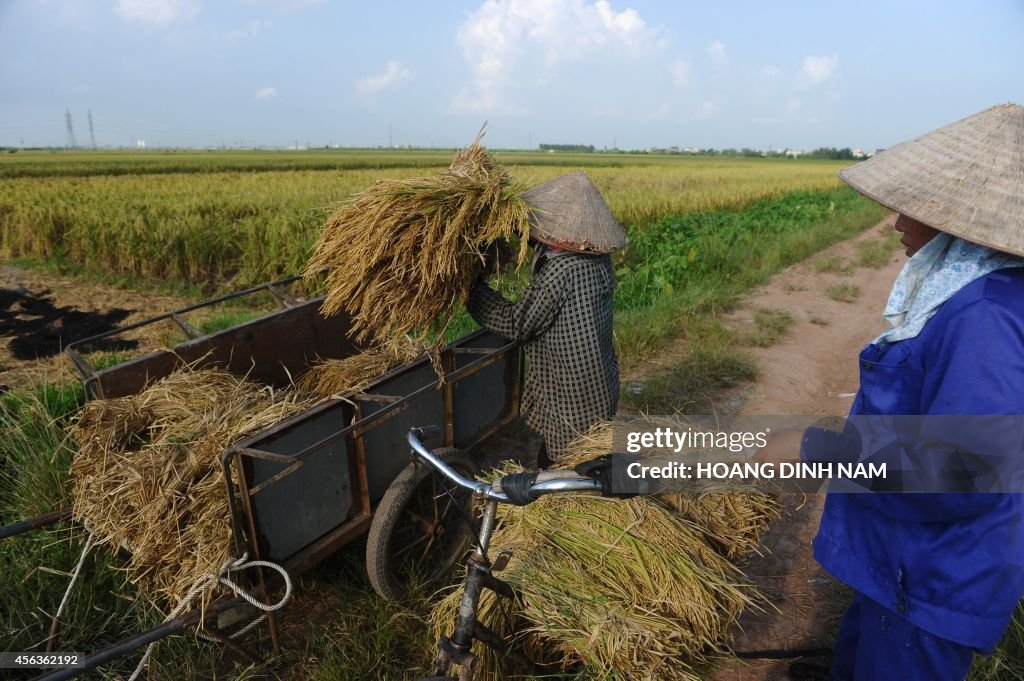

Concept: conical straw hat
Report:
left=522, top=171, right=628, bottom=254
left=839, top=103, right=1024, bottom=256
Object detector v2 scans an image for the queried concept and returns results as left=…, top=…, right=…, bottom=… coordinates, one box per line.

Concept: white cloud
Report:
left=255, top=87, right=278, bottom=100
left=801, top=54, right=839, bottom=84
left=235, top=0, right=325, bottom=10
left=228, top=19, right=272, bottom=41
left=356, top=61, right=411, bottom=95
left=708, top=40, right=727, bottom=64
left=115, top=0, right=199, bottom=25
left=787, top=99, right=802, bottom=113
left=761, top=65, right=782, bottom=78
left=453, top=0, right=658, bottom=113
left=693, top=100, right=719, bottom=119
left=671, top=60, right=691, bottom=87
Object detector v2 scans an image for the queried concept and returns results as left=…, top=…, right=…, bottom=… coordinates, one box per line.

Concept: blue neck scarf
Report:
left=875, top=234, right=1024, bottom=346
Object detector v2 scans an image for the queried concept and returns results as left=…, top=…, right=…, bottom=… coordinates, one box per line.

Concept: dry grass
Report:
left=304, top=135, right=530, bottom=356
left=69, top=367, right=317, bottom=612
left=824, top=283, right=861, bottom=303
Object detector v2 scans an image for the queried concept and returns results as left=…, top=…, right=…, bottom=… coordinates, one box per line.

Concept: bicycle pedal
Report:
left=492, top=550, right=513, bottom=572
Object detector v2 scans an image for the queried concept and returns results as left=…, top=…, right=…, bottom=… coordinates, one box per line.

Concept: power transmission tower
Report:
left=65, top=107, right=78, bottom=149
left=88, top=110, right=97, bottom=149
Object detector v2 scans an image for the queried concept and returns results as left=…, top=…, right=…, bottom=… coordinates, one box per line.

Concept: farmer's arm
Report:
left=466, top=268, right=566, bottom=342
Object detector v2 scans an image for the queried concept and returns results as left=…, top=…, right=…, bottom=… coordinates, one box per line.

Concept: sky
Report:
left=1, top=0, right=1022, bottom=151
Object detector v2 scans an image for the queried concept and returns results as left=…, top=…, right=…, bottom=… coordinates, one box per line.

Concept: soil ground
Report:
left=708, top=214, right=904, bottom=680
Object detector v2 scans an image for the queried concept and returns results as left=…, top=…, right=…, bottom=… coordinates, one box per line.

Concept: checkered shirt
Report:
left=467, top=253, right=619, bottom=459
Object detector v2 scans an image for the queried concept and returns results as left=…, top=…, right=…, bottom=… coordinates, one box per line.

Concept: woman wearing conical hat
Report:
left=797, top=104, right=1024, bottom=680
left=466, top=171, right=627, bottom=466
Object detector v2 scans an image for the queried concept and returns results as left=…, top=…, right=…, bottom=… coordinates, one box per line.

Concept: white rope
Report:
left=128, top=553, right=293, bottom=681
left=49, top=531, right=95, bottom=646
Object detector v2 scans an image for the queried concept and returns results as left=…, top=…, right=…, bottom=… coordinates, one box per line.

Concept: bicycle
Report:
left=405, top=425, right=631, bottom=681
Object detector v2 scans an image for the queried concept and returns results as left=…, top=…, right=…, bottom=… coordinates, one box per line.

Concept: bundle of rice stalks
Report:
left=70, top=368, right=316, bottom=611
left=430, top=488, right=752, bottom=680
left=429, top=579, right=559, bottom=679
left=564, top=419, right=780, bottom=560
left=303, top=134, right=530, bottom=353
left=299, top=336, right=424, bottom=397
left=428, top=422, right=781, bottom=680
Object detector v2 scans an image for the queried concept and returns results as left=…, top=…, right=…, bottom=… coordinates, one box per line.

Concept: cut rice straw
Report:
left=70, top=367, right=317, bottom=613
left=303, top=130, right=530, bottom=356
left=299, top=336, right=423, bottom=397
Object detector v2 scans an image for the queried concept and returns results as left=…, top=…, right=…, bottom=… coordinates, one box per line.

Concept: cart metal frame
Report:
left=3, top=277, right=523, bottom=680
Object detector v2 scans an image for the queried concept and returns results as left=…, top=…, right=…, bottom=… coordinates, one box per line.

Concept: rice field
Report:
left=0, top=150, right=851, bottom=291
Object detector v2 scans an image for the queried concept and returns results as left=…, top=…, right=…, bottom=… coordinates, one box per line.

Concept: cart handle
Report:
left=407, top=427, right=602, bottom=504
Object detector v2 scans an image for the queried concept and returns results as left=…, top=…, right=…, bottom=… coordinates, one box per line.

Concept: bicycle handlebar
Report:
left=407, top=427, right=602, bottom=503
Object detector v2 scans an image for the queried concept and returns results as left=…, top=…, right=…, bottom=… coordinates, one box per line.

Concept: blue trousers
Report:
left=832, top=593, right=974, bottom=681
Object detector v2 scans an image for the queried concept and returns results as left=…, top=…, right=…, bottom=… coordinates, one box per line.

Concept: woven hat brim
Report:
left=839, top=103, right=1024, bottom=257
left=522, top=171, right=628, bottom=254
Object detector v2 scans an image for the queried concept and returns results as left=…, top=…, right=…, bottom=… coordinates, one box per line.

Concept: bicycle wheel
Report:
left=366, top=447, right=479, bottom=601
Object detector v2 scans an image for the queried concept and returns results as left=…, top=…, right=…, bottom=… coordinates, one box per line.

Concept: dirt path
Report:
left=709, top=214, right=904, bottom=680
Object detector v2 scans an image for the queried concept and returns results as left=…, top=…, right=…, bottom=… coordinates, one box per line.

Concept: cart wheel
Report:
left=366, top=447, right=479, bottom=601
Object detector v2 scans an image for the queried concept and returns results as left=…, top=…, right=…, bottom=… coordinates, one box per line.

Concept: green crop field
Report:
left=0, top=150, right=852, bottom=292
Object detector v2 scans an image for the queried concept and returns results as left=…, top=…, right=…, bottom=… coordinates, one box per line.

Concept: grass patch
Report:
left=808, top=315, right=831, bottom=326
left=621, top=346, right=758, bottom=414
left=196, top=309, right=264, bottom=335
left=824, top=284, right=861, bottom=303
left=280, top=548, right=436, bottom=681
left=813, top=255, right=853, bottom=275
left=745, top=308, right=795, bottom=347
left=856, top=239, right=895, bottom=268
left=972, top=606, right=1024, bottom=680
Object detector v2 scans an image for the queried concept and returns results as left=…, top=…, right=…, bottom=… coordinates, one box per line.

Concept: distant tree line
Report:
left=803, top=147, right=859, bottom=159
left=615, top=146, right=863, bottom=159
left=539, top=143, right=595, bottom=153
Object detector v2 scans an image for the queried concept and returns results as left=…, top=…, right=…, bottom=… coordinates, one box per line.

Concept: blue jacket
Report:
left=812, top=267, right=1024, bottom=651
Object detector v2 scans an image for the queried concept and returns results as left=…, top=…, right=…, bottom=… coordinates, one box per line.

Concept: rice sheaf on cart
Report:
left=69, top=368, right=318, bottom=610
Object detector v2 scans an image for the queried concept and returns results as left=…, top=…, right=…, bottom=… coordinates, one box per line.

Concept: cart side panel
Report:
left=451, top=333, right=514, bottom=446
left=357, top=362, right=445, bottom=501
left=246, top=401, right=355, bottom=562
left=86, top=301, right=357, bottom=399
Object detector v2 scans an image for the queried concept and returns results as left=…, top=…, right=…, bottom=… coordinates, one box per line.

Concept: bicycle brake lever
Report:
left=492, top=549, right=512, bottom=572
